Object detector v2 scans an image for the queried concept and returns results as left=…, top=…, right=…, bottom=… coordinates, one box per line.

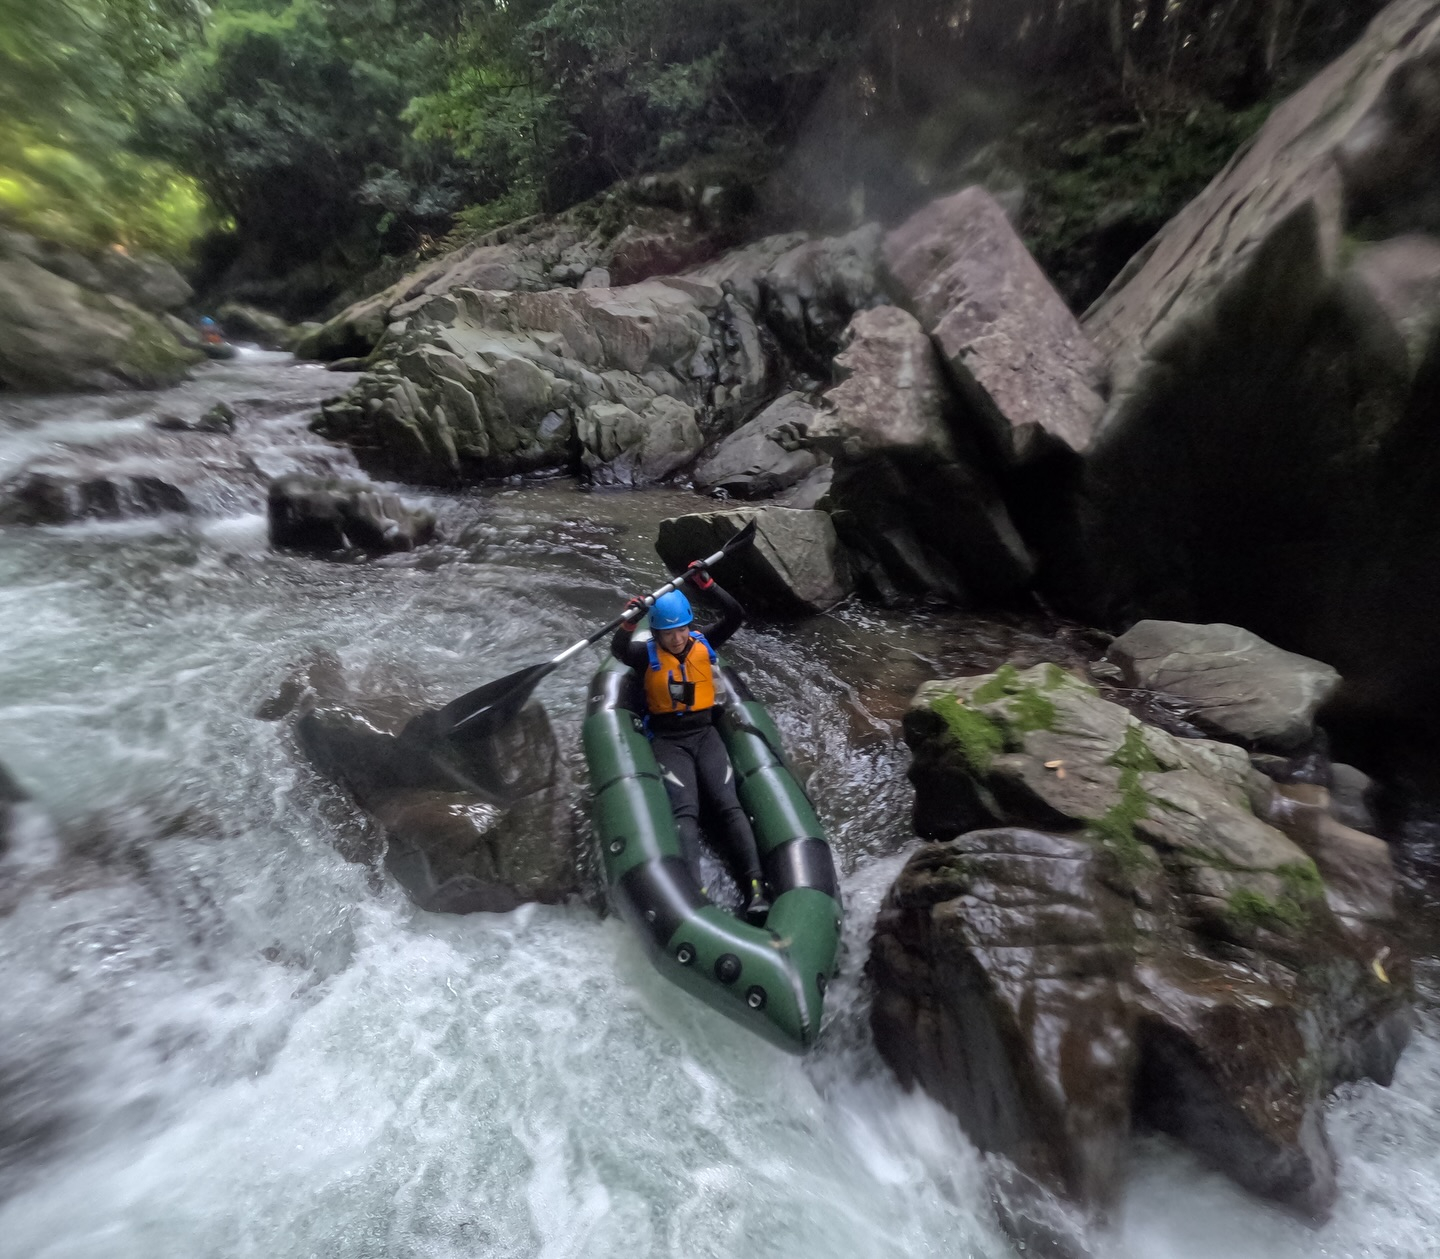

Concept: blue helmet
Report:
left=650, top=589, right=693, bottom=631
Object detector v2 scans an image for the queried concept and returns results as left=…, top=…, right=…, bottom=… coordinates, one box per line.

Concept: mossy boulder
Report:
left=874, top=661, right=1412, bottom=1243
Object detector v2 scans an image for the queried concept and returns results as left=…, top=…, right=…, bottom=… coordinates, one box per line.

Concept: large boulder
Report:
left=267, top=475, right=436, bottom=554
left=1107, top=621, right=1342, bottom=750
left=314, top=276, right=769, bottom=484
left=216, top=302, right=301, bottom=349
left=883, top=186, right=1106, bottom=465
left=807, top=304, right=1034, bottom=602
left=1068, top=0, right=1440, bottom=730
left=872, top=663, right=1412, bottom=1235
left=93, top=250, right=192, bottom=314
left=288, top=655, right=580, bottom=914
left=692, top=391, right=824, bottom=499
left=655, top=506, right=854, bottom=616
left=692, top=226, right=887, bottom=374
left=0, top=251, right=202, bottom=392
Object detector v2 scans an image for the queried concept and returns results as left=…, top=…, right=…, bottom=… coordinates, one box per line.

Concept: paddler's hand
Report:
left=621, top=596, right=646, bottom=625
left=686, top=561, right=715, bottom=591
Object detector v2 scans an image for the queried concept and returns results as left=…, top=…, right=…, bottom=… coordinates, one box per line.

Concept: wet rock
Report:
left=0, top=251, right=202, bottom=392
left=692, top=392, right=824, bottom=499
left=656, top=506, right=854, bottom=616
left=0, top=469, right=191, bottom=524
left=1107, top=621, right=1342, bottom=750
left=154, top=402, right=237, bottom=435
left=809, top=305, right=1033, bottom=602
left=216, top=302, right=299, bottom=349
left=292, top=662, right=579, bottom=913
left=315, top=276, right=766, bottom=483
left=772, top=463, right=833, bottom=510
left=883, top=186, right=1105, bottom=465
left=1329, top=762, right=1378, bottom=833
left=758, top=225, right=885, bottom=370
left=93, top=251, right=192, bottom=314
left=267, top=474, right=435, bottom=554
left=578, top=395, right=703, bottom=486
left=1071, top=2, right=1440, bottom=731
left=874, top=662, right=1412, bottom=1228
left=0, top=763, right=28, bottom=859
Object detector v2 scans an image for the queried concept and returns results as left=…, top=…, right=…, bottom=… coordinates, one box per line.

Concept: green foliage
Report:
left=931, top=694, right=1005, bottom=775
left=0, top=0, right=209, bottom=256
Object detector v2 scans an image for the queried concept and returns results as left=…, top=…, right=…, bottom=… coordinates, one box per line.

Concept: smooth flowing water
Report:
left=0, top=355, right=1436, bottom=1259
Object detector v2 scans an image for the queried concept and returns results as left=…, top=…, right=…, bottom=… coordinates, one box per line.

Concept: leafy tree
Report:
left=0, top=0, right=207, bottom=256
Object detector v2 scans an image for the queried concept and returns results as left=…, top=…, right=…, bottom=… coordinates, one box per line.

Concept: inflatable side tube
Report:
left=583, top=657, right=842, bottom=1052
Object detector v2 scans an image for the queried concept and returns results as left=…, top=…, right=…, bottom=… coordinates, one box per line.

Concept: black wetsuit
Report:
left=611, top=583, right=762, bottom=891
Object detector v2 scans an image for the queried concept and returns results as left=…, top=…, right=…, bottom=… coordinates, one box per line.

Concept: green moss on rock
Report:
left=932, top=693, right=1005, bottom=773
left=1226, top=885, right=1309, bottom=933
left=972, top=663, right=1058, bottom=733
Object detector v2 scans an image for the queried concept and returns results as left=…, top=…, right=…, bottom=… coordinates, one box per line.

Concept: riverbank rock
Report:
left=1107, top=621, right=1342, bottom=750
left=871, top=662, right=1411, bottom=1232
left=655, top=506, right=853, bottom=616
left=216, top=302, right=301, bottom=349
left=808, top=304, right=1033, bottom=602
left=1068, top=0, right=1440, bottom=731
left=267, top=474, right=435, bottom=554
left=313, top=276, right=769, bottom=484
left=0, top=249, right=202, bottom=392
left=289, top=656, right=580, bottom=913
left=883, top=186, right=1106, bottom=465
left=295, top=172, right=754, bottom=362
left=692, top=391, right=824, bottom=499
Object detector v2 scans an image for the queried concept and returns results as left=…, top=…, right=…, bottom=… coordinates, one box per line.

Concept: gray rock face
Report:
left=655, top=506, right=853, bottom=616
left=809, top=304, right=1033, bottom=602
left=93, top=250, right=192, bottom=314
left=1107, top=621, right=1342, bottom=750
left=0, top=249, right=202, bottom=392
left=217, top=302, right=300, bottom=349
left=267, top=475, right=435, bottom=554
left=874, top=662, right=1411, bottom=1234
left=315, top=277, right=768, bottom=484
left=692, top=392, right=823, bottom=499
left=1070, top=2, right=1440, bottom=730
left=883, top=186, right=1106, bottom=464
left=578, top=395, right=703, bottom=486
left=290, top=655, right=579, bottom=914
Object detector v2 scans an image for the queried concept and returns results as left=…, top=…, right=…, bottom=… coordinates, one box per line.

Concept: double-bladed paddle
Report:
left=435, top=518, right=758, bottom=745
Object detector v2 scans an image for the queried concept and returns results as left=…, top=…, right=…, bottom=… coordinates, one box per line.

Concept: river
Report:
left=0, top=353, right=1435, bottom=1258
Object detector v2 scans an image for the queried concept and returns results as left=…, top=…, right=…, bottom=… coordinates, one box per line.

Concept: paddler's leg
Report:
left=693, top=726, right=769, bottom=924
left=652, top=734, right=705, bottom=885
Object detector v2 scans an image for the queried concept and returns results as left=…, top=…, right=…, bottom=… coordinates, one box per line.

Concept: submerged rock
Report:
left=872, top=662, right=1411, bottom=1232
left=1107, top=621, right=1342, bottom=750
left=291, top=656, right=580, bottom=913
left=267, top=474, right=435, bottom=554
left=809, top=304, right=1033, bottom=602
left=656, top=506, right=854, bottom=616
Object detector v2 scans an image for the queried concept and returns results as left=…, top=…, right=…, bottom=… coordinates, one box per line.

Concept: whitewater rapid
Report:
left=0, top=355, right=1435, bottom=1258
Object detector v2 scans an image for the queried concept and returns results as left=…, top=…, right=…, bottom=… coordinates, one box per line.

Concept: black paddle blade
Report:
left=434, top=660, right=556, bottom=744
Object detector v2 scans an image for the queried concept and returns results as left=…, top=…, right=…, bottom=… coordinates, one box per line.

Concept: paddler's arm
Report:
left=693, top=569, right=744, bottom=650
left=611, top=599, right=649, bottom=669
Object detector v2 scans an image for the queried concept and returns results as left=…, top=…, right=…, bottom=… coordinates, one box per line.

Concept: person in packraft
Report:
left=612, top=562, right=770, bottom=925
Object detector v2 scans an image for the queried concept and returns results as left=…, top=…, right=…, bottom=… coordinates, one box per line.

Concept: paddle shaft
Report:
left=547, top=535, right=741, bottom=668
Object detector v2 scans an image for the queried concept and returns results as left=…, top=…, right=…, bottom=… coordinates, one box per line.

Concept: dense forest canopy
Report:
left=0, top=0, right=1389, bottom=309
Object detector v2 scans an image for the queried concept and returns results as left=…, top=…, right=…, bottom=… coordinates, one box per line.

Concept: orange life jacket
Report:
left=644, top=632, right=717, bottom=715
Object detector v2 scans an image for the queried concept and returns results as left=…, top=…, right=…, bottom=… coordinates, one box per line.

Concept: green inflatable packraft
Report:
left=582, top=637, right=843, bottom=1053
